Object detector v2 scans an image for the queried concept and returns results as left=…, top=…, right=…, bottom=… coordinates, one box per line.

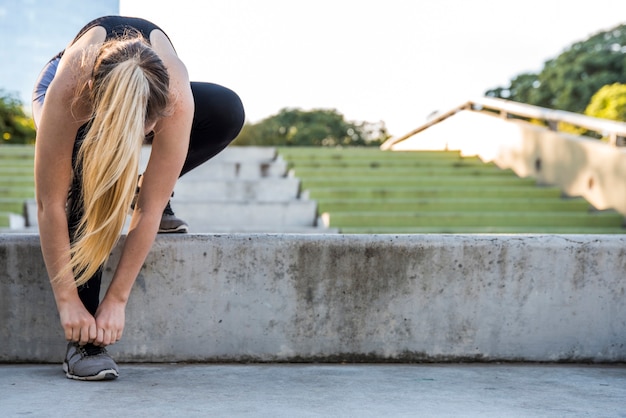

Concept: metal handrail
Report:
left=381, top=97, right=626, bottom=150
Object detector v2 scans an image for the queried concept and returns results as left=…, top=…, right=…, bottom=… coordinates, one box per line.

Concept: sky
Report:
left=0, top=0, right=118, bottom=114
left=2, top=1, right=626, bottom=138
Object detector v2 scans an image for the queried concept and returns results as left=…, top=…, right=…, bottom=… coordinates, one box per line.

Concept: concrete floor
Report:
left=1, top=363, right=625, bottom=417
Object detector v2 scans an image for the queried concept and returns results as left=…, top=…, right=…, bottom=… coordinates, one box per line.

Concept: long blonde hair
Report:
left=65, top=36, right=170, bottom=287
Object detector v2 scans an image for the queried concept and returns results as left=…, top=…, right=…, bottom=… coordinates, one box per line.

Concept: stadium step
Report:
left=0, top=146, right=35, bottom=228
left=3, top=145, right=625, bottom=233
left=0, top=145, right=334, bottom=232
left=278, top=146, right=626, bottom=234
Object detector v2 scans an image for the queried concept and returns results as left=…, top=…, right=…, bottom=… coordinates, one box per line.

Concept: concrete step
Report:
left=23, top=199, right=331, bottom=233
left=301, top=176, right=538, bottom=188
left=177, top=225, right=338, bottom=233
left=0, top=212, right=27, bottom=229
left=23, top=197, right=322, bottom=230
left=329, top=211, right=624, bottom=228
left=309, top=186, right=565, bottom=199
left=287, top=158, right=489, bottom=169
left=207, top=146, right=278, bottom=162
left=174, top=177, right=301, bottom=202
left=0, top=145, right=35, bottom=158
left=0, top=198, right=27, bottom=213
left=179, top=159, right=288, bottom=180
left=0, top=177, right=34, bottom=187
left=3, top=234, right=625, bottom=363
left=0, top=186, right=34, bottom=198
left=141, top=146, right=286, bottom=180
left=278, top=147, right=625, bottom=234
left=0, top=165, right=34, bottom=174
left=292, top=166, right=515, bottom=178
left=140, top=145, right=277, bottom=163
left=317, top=197, right=593, bottom=213
left=339, top=225, right=626, bottom=234
left=141, top=151, right=287, bottom=180
left=172, top=200, right=320, bottom=231
left=279, top=147, right=466, bottom=161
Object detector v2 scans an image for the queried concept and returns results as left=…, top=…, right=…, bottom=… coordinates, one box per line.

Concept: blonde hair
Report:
left=63, top=37, right=170, bottom=287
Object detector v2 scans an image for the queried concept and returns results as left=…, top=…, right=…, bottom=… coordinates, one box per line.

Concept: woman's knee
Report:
left=190, top=82, right=245, bottom=140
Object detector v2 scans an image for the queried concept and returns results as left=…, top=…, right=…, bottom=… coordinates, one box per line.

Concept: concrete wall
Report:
left=2, top=233, right=625, bottom=363
left=390, top=111, right=626, bottom=217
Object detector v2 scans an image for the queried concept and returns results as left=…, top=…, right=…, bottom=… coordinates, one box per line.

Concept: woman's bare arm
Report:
left=34, top=34, right=101, bottom=345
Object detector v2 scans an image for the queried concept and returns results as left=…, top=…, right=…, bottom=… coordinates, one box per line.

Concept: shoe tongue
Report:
left=82, top=344, right=104, bottom=356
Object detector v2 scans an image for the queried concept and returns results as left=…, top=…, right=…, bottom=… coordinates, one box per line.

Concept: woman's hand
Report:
left=57, top=299, right=98, bottom=346
left=93, top=297, right=126, bottom=346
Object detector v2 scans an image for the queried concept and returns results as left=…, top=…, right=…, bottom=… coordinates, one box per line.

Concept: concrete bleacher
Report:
left=2, top=233, right=625, bottom=363
left=278, top=147, right=626, bottom=234
left=164, top=146, right=333, bottom=233
left=7, top=144, right=624, bottom=234
left=17, top=146, right=334, bottom=233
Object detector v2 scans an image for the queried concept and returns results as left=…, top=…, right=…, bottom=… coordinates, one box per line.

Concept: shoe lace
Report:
left=163, top=200, right=175, bottom=216
left=78, top=344, right=106, bottom=356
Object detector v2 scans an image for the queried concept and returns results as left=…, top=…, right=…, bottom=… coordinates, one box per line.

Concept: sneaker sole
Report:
left=158, top=225, right=189, bottom=234
left=63, top=361, right=119, bottom=381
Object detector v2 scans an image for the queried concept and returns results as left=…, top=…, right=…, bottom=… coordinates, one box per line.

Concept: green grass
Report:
left=0, top=145, right=36, bottom=226
left=315, top=198, right=592, bottom=213
left=279, top=146, right=626, bottom=234
left=0, top=198, right=27, bottom=213
left=329, top=211, right=622, bottom=228
left=307, top=186, right=566, bottom=200
left=300, top=176, right=539, bottom=188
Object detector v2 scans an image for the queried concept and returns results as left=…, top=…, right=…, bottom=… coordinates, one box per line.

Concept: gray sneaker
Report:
left=63, top=342, right=119, bottom=381
left=158, top=200, right=189, bottom=233
left=131, top=175, right=188, bottom=234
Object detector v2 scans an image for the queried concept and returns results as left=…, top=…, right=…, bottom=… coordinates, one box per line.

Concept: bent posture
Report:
left=33, top=15, right=244, bottom=380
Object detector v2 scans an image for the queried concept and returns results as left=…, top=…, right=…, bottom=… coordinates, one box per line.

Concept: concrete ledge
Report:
left=141, top=146, right=286, bottom=179
left=173, top=178, right=302, bottom=202
left=1, top=233, right=625, bottom=363
left=174, top=201, right=319, bottom=231
left=179, top=159, right=288, bottom=180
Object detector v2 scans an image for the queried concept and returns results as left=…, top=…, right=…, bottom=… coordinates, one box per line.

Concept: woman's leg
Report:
left=179, top=82, right=245, bottom=177
left=140, top=82, right=244, bottom=233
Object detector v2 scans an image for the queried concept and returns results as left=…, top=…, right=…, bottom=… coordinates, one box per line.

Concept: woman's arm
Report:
left=94, top=36, right=194, bottom=346
left=34, top=45, right=97, bottom=345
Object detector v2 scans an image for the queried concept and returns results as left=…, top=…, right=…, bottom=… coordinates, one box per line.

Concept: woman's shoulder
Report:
left=60, top=26, right=106, bottom=68
left=50, top=27, right=104, bottom=104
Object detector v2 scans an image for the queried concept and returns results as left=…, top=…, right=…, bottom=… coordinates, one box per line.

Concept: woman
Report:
left=32, top=15, right=244, bottom=381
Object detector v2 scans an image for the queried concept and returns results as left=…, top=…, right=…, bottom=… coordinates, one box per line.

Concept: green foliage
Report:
left=486, top=24, right=626, bottom=113
left=233, top=108, right=390, bottom=147
left=0, top=90, right=36, bottom=145
left=584, top=82, right=626, bottom=121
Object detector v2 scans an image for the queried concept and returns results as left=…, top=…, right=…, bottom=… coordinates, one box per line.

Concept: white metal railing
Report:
left=381, top=97, right=626, bottom=150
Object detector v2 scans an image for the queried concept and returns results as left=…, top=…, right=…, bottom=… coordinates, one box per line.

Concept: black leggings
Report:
left=33, top=55, right=245, bottom=315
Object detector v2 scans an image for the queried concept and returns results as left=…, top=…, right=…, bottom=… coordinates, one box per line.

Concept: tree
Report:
left=486, top=24, right=626, bottom=113
left=0, top=90, right=36, bottom=145
left=233, top=108, right=390, bottom=147
left=584, top=83, right=626, bottom=121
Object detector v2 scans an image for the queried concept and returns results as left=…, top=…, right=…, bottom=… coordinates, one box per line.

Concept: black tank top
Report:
left=71, top=15, right=172, bottom=46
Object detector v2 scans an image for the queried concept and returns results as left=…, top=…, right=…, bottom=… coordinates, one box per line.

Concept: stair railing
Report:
left=381, top=97, right=626, bottom=150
